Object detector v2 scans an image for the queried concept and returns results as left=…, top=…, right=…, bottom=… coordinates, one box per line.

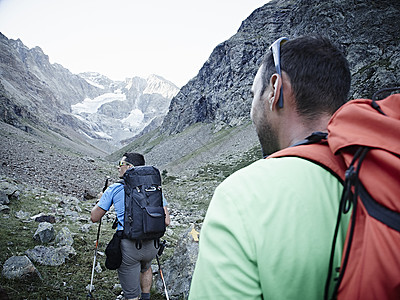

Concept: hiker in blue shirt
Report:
left=91, top=152, right=170, bottom=300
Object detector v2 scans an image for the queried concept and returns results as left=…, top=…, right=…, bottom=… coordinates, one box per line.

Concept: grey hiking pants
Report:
left=118, top=238, right=158, bottom=299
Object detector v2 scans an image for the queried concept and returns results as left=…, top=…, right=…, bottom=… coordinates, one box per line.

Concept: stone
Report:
left=57, top=245, right=77, bottom=259
left=1, top=255, right=42, bottom=280
left=83, top=188, right=98, bottom=200
left=155, top=224, right=200, bottom=299
left=0, top=191, right=9, bottom=205
left=25, top=246, right=65, bottom=266
left=0, top=181, right=19, bottom=201
left=0, top=204, right=10, bottom=213
left=15, top=210, right=30, bottom=220
left=95, top=262, right=102, bottom=273
left=55, top=227, right=74, bottom=246
left=35, top=215, right=56, bottom=223
left=80, top=223, right=92, bottom=233
left=33, top=222, right=55, bottom=244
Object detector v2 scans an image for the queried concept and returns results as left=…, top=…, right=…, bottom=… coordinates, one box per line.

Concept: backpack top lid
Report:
left=327, top=93, right=400, bottom=212
left=123, top=165, right=161, bottom=188
left=327, top=94, right=400, bottom=156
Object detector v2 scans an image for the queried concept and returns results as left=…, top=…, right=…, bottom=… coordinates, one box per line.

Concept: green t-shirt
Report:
left=189, top=157, right=350, bottom=299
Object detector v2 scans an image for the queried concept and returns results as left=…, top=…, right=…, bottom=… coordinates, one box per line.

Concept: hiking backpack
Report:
left=121, top=165, right=166, bottom=246
left=268, top=88, right=400, bottom=300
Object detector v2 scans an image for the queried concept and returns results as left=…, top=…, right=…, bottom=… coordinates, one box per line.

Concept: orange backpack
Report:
left=268, top=89, right=400, bottom=300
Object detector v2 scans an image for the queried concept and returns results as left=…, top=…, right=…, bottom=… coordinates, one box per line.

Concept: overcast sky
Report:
left=0, top=0, right=268, bottom=87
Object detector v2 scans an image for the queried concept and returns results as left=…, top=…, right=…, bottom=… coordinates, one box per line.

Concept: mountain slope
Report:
left=0, top=32, right=179, bottom=151
left=161, top=0, right=400, bottom=136
left=0, top=32, right=108, bottom=151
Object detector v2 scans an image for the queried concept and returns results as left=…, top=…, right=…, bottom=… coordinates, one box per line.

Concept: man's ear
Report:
left=268, top=74, right=281, bottom=111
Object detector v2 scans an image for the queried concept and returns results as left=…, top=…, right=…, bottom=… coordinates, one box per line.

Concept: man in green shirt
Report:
left=189, top=36, right=351, bottom=299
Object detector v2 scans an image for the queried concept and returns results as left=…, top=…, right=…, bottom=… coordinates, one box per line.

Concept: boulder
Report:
left=25, top=246, right=65, bottom=266
left=0, top=181, right=20, bottom=202
left=83, top=188, right=98, bottom=200
left=1, top=255, right=42, bottom=280
left=34, top=215, right=56, bottom=223
left=25, top=244, right=77, bottom=267
left=57, top=245, right=77, bottom=259
left=0, top=204, right=10, bottom=214
left=55, top=227, right=74, bottom=246
left=15, top=210, right=30, bottom=221
left=0, top=191, right=9, bottom=205
left=155, top=224, right=200, bottom=299
left=33, top=222, right=55, bottom=244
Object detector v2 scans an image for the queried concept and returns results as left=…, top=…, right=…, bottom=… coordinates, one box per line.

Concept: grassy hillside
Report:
left=108, top=122, right=260, bottom=174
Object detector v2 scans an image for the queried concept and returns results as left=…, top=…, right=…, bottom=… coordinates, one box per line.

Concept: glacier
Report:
left=71, top=73, right=179, bottom=148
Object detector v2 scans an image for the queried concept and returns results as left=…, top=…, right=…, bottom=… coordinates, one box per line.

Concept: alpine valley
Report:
left=0, top=33, right=179, bottom=153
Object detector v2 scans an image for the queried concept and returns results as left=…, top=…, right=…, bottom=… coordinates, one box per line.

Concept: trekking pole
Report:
left=156, top=241, right=170, bottom=300
left=88, top=177, right=110, bottom=299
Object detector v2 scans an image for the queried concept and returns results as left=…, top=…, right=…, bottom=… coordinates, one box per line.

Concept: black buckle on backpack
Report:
left=112, top=218, right=123, bottom=230
left=290, top=131, right=328, bottom=147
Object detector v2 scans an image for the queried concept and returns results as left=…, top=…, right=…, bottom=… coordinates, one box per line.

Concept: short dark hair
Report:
left=261, top=35, right=351, bottom=120
left=123, top=152, right=145, bottom=166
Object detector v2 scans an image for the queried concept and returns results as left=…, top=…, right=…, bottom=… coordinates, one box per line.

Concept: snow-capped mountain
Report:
left=0, top=33, right=179, bottom=152
left=73, top=73, right=179, bottom=146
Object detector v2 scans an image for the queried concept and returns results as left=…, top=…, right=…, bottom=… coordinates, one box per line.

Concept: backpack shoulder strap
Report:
left=268, top=135, right=348, bottom=300
left=111, top=180, right=125, bottom=229
left=268, top=139, right=347, bottom=184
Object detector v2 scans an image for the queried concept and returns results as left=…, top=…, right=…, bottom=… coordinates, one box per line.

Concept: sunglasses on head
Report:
left=269, top=37, right=289, bottom=108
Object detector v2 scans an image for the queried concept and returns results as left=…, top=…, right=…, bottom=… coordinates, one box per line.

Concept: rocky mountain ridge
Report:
left=0, top=33, right=179, bottom=151
left=161, top=0, right=400, bottom=136
left=0, top=33, right=101, bottom=127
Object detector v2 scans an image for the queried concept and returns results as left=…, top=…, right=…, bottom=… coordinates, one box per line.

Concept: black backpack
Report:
left=121, top=165, right=166, bottom=247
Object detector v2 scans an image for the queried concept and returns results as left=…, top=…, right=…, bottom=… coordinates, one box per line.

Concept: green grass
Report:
left=0, top=184, right=170, bottom=299
left=0, top=187, right=109, bottom=299
left=195, top=144, right=261, bottom=181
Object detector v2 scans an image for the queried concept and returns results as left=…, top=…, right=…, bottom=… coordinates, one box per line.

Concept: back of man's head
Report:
left=261, top=35, right=351, bottom=120
left=123, top=152, right=145, bottom=166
